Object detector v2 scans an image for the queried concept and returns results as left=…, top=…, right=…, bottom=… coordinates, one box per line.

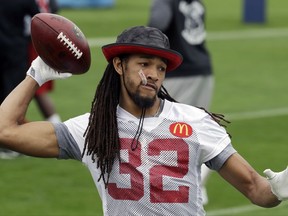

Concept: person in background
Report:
left=0, top=26, right=287, bottom=216
left=26, top=0, right=62, bottom=123
left=0, top=0, right=61, bottom=159
left=148, top=0, right=213, bottom=204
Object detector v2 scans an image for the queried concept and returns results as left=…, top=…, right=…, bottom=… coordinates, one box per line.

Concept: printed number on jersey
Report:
left=108, top=138, right=189, bottom=203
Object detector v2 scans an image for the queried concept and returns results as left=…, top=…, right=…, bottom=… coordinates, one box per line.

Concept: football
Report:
left=31, top=13, right=91, bottom=74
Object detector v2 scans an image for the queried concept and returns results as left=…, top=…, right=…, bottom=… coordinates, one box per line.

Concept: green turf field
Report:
left=1, top=0, right=288, bottom=215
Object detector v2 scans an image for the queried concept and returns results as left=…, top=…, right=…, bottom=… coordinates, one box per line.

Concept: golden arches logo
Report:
left=169, top=122, right=193, bottom=138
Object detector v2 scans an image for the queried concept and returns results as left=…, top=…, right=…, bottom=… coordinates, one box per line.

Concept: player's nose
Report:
left=146, top=66, right=159, bottom=82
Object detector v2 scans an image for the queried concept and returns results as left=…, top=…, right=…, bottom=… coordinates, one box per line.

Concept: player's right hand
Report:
left=263, top=166, right=288, bottom=201
left=26, top=56, right=72, bottom=86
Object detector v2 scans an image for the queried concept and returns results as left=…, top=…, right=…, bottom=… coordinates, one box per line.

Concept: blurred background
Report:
left=1, top=0, right=288, bottom=215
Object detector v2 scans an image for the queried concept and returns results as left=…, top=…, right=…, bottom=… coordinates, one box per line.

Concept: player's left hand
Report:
left=263, top=166, right=288, bottom=201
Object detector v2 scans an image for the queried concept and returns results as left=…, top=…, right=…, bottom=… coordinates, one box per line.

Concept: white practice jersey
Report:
left=61, top=99, right=232, bottom=216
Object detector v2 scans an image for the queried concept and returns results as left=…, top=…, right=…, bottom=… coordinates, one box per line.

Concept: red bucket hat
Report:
left=102, top=26, right=183, bottom=72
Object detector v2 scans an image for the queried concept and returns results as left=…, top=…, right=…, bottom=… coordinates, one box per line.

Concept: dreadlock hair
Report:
left=161, top=85, right=231, bottom=137
left=159, top=85, right=177, bottom=102
left=83, top=62, right=120, bottom=187
left=198, top=107, right=232, bottom=138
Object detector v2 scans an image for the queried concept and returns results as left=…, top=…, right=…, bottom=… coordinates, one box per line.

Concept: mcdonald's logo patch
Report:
left=169, top=122, right=193, bottom=138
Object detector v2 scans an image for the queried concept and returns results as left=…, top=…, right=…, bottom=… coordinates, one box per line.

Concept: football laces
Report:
left=57, top=32, right=83, bottom=59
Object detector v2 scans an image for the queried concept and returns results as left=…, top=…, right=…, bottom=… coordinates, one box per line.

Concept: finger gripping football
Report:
left=31, top=13, right=91, bottom=74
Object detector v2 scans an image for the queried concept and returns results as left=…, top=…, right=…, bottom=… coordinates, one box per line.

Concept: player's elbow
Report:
left=0, top=126, right=16, bottom=149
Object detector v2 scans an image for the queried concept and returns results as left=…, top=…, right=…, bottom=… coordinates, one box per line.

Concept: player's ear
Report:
left=113, top=57, right=123, bottom=75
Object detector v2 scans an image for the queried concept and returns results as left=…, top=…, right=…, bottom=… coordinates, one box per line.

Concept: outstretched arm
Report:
left=0, top=58, right=71, bottom=157
left=218, top=153, right=281, bottom=207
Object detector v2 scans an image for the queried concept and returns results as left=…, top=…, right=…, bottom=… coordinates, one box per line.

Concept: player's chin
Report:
left=134, top=94, right=156, bottom=109
left=139, top=91, right=157, bottom=101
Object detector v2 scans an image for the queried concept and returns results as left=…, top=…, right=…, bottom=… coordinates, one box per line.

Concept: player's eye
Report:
left=158, top=66, right=166, bottom=72
left=140, top=62, right=149, bottom=67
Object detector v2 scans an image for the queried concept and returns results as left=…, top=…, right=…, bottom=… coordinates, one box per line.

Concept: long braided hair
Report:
left=83, top=62, right=120, bottom=187
left=83, top=57, right=231, bottom=188
left=159, top=85, right=231, bottom=137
